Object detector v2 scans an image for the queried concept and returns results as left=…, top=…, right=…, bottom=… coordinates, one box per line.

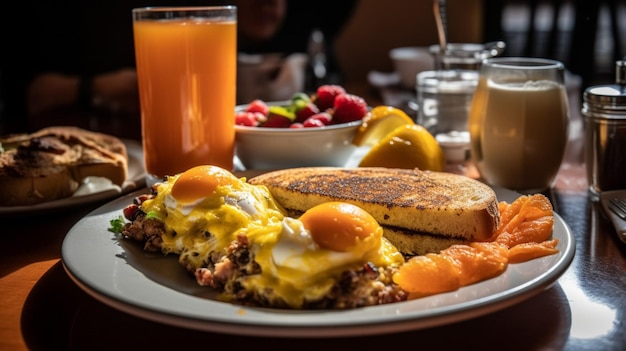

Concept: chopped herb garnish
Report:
left=108, top=215, right=126, bottom=234
left=145, top=211, right=159, bottom=220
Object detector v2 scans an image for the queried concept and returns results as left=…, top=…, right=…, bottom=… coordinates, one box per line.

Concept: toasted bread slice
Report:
left=0, top=126, right=128, bottom=205
left=248, top=167, right=500, bottom=255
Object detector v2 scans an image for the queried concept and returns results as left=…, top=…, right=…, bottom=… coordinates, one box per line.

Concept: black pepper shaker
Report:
left=583, top=60, right=626, bottom=200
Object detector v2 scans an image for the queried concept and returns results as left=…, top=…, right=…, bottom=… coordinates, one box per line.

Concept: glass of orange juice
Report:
left=468, top=57, right=569, bottom=193
left=132, top=6, right=237, bottom=185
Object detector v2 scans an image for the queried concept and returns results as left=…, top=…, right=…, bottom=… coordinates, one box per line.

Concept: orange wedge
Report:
left=352, top=106, right=415, bottom=147
left=358, top=124, right=446, bottom=171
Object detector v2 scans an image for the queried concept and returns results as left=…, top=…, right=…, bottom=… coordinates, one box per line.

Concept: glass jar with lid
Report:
left=429, top=41, right=506, bottom=71
left=583, top=60, right=626, bottom=200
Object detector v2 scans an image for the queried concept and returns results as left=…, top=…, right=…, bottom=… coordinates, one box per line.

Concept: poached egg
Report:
left=140, top=165, right=404, bottom=308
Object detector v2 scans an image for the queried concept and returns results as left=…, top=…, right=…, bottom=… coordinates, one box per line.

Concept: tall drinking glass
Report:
left=132, top=6, right=237, bottom=185
left=468, top=57, right=569, bottom=193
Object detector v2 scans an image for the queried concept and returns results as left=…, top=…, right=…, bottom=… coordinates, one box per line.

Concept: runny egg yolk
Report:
left=170, top=165, right=238, bottom=203
left=246, top=202, right=402, bottom=307
left=140, top=165, right=404, bottom=308
left=299, top=202, right=382, bottom=252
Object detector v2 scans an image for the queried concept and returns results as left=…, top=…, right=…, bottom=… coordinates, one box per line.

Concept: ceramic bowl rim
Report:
left=235, top=101, right=364, bottom=134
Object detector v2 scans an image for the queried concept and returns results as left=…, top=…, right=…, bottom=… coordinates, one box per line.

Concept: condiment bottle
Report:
left=582, top=60, right=626, bottom=200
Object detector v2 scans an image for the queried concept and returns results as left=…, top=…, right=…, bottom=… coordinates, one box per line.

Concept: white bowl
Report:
left=235, top=103, right=362, bottom=170
left=389, top=46, right=434, bottom=89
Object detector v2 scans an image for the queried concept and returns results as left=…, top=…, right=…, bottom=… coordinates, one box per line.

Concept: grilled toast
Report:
left=0, top=126, right=128, bottom=205
left=248, top=167, right=500, bottom=255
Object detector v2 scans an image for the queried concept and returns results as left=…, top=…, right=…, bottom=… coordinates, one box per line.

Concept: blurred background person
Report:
left=0, top=0, right=358, bottom=139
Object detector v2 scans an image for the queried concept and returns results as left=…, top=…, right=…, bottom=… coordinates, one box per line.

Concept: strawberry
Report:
left=332, top=93, right=368, bottom=124
left=251, top=112, right=267, bottom=124
left=261, top=115, right=292, bottom=128
left=306, top=112, right=332, bottom=125
left=235, top=111, right=266, bottom=126
left=314, top=85, right=346, bottom=111
left=235, top=111, right=259, bottom=126
left=294, top=102, right=320, bottom=123
left=259, top=106, right=295, bottom=128
left=303, top=117, right=326, bottom=128
left=245, top=99, right=269, bottom=115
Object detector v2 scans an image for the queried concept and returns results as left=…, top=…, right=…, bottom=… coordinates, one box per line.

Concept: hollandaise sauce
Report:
left=140, top=166, right=285, bottom=270
left=135, top=165, right=405, bottom=309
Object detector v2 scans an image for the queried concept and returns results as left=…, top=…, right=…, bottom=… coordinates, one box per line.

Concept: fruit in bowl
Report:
left=234, top=85, right=369, bottom=170
left=352, top=106, right=446, bottom=172
left=235, top=85, right=368, bottom=128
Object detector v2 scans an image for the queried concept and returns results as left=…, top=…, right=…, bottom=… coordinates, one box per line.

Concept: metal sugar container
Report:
left=582, top=60, right=626, bottom=198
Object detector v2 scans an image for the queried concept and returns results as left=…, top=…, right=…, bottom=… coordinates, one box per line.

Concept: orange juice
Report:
left=468, top=78, right=569, bottom=192
left=133, top=10, right=236, bottom=179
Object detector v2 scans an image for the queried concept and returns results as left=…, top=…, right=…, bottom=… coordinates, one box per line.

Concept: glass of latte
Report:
left=468, top=57, right=569, bottom=193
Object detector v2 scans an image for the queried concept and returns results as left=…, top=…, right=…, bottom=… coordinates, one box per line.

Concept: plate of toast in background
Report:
left=0, top=138, right=146, bottom=217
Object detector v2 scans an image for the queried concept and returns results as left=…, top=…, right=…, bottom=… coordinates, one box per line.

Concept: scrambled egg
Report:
left=139, top=165, right=404, bottom=308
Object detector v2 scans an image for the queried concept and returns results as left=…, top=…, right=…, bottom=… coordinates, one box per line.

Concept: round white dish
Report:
left=235, top=101, right=363, bottom=170
left=389, top=46, right=434, bottom=89
left=61, top=185, right=575, bottom=337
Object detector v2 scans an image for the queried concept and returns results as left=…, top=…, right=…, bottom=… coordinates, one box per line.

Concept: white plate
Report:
left=61, top=186, right=575, bottom=338
left=0, top=139, right=146, bottom=216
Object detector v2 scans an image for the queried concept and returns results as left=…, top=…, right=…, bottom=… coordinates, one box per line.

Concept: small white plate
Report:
left=61, top=186, right=575, bottom=338
left=0, top=139, right=146, bottom=217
